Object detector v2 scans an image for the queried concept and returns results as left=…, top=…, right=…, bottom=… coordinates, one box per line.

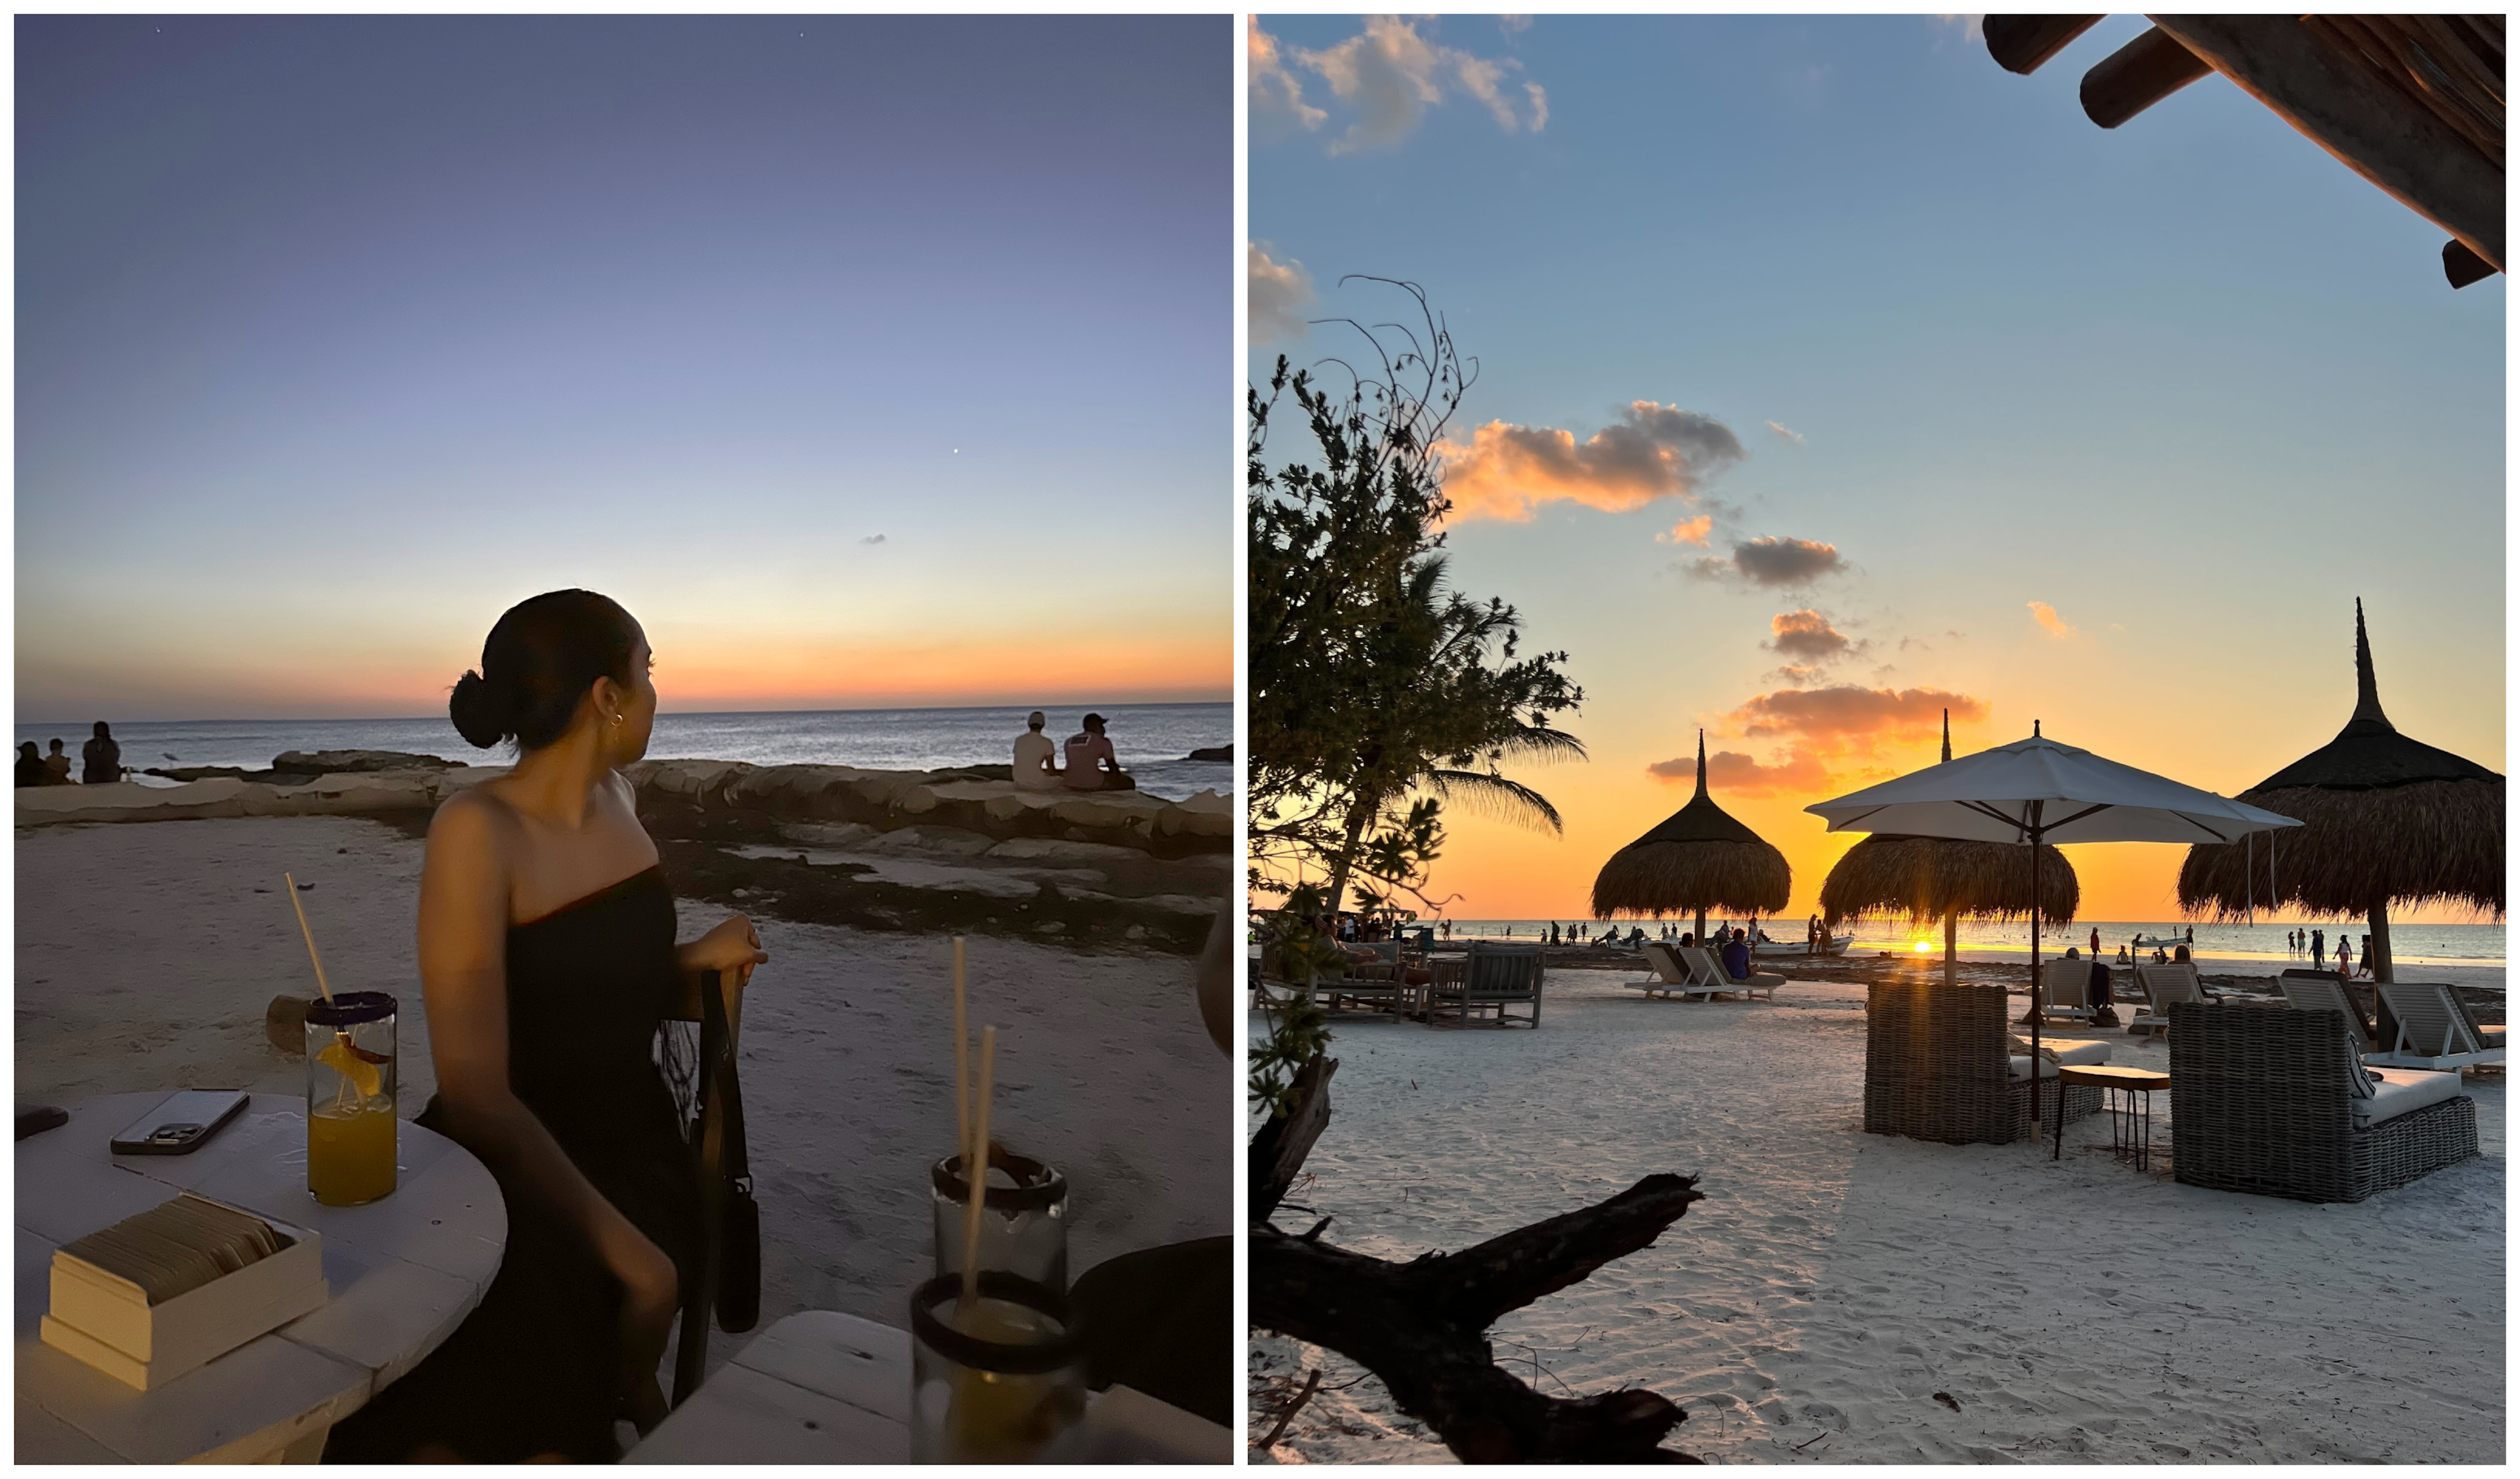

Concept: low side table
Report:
left=2057, top=1065, right=2171, bottom=1169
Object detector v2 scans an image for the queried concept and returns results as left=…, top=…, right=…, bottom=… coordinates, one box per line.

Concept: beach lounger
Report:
left=1679, top=946, right=1784, bottom=1002
left=2368, top=982, right=2507, bottom=1074
left=1624, top=942, right=1722, bottom=1002
left=2170, top=1001, right=2477, bottom=1202
left=2278, top=972, right=2380, bottom=1055
left=1861, top=982, right=2105, bottom=1145
left=2130, top=964, right=2210, bottom=1037
left=2036, top=959, right=2097, bottom=1022
left=1426, top=943, right=1543, bottom=1029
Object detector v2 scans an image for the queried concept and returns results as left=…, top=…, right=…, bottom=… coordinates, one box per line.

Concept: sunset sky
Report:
left=1251, top=14, right=2504, bottom=924
left=19, top=15, right=1230, bottom=720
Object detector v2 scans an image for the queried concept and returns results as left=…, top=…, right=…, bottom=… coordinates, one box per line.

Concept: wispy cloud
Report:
left=1248, top=241, right=1316, bottom=344
left=1656, top=514, right=1714, bottom=547
left=1765, top=420, right=1804, bottom=446
left=2028, top=600, right=2074, bottom=638
left=1658, top=682, right=1990, bottom=799
left=1766, top=608, right=1862, bottom=670
left=860, top=534, right=887, bottom=546
left=1440, top=401, right=1743, bottom=523
left=1248, top=16, right=1326, bottom=140
left=1689, top=535, right=1846, bottom=588
left=1933, top=14, right=1988, bottom=43
left=1251, top=16, right=1547, bottom=154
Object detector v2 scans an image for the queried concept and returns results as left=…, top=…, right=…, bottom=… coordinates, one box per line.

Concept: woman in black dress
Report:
left=326, top=589, right=768, bottom=1462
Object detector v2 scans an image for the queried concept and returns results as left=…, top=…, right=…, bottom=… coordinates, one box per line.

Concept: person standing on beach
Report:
left=1061, top=713, right=1137, bottom=791
left=2336, top=935, right=2352, bottom=976
left=2089, top=926, right=2099, bottom=955
left=1011, top=711, right=1062, bottom=791
left=81, top=722, right=121, bottom=784
left=325, top=590, right=768, bottom=1463
left=2311, top=928, right=2324, bottom=969
left=2357, top=934, right=2374, bottom=978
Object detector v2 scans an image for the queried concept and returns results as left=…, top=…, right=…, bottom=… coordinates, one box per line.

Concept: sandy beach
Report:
left=17, top=814, right=1228, bottom=1356
left=1249, top=967, right=2504, bottom=1463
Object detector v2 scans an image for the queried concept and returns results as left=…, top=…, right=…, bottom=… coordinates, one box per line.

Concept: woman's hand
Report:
left=603, top=1224, right=679, bottom=1433
left=682, top=914, right=768, bottom=989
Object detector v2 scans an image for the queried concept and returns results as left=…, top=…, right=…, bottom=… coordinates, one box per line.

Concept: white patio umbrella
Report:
left=1807, top=724, right=2301, bottom=1154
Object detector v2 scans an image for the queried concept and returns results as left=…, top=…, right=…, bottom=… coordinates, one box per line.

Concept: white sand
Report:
left=1250, top=972, right=2504, bottom=1463
left=16, top=815, right=1227, bottom=1343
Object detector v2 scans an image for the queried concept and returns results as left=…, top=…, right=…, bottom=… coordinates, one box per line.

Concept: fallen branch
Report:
left=1255, top=1368, right=1325, bottom=1450
left=1251, top=1174, right=1706, bottom=1463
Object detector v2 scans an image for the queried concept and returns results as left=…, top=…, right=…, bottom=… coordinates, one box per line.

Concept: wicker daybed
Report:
left=2169, top=1000, right=2477, bottom=1202
left=1862, top=981, right=2105, bottom=1144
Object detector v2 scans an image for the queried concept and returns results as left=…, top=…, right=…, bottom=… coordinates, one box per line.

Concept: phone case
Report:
left=110, top=1094, right=249, bottom=1156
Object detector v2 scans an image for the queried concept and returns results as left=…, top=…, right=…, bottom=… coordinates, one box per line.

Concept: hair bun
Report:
left=448, top=669, right=509, bottom=749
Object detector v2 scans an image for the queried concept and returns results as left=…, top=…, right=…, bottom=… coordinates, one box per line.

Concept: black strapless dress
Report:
left=325, top=866, right=698, bottom=1463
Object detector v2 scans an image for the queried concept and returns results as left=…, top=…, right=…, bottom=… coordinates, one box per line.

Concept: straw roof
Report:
left=2179, top=600, right=2505, bottom=919
left=1818, top=834, right=2078, bottom=927
left=1591, top=733, right=1790, bottom=919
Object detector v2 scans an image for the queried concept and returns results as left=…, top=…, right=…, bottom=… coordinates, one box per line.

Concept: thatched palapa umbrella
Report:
left=1820, top=713, right=2078, bottom=986
left=2178, top=600, right=2504, bottom=982
left=1593, top=732, right=1790, bottom=944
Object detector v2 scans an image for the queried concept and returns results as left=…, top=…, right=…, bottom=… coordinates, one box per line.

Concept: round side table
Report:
left=16, top=1092, right=506, bottom=1463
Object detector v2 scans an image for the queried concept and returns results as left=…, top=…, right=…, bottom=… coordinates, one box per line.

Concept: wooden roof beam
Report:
left=1984, top=15, right=2105, bottom=75
left=2148, top=15, right=2506, bottom=274
left=2082, top=26, right=2214, bottom=128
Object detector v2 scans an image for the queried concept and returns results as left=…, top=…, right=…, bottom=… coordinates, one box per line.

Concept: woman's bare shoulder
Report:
left=430, top=783, right=516, bottom=857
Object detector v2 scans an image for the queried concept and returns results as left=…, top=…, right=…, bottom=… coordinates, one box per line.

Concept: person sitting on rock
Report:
left=1011, top=711, right=1062, bottom=791
left=1060, top=713, right=1136, bottom=791
left=15, top=742, right=47, bottom=787
left=43, top=739, right=74, bottom=785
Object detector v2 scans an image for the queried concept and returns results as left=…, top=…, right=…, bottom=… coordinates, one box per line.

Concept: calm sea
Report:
left=1434, top=917, right=2504, bottom=970
left=18, top=703, right=1232, bottom=802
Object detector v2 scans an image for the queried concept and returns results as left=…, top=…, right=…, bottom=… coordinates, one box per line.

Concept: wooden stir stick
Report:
left=957, top=1024, right=997, bottom=1313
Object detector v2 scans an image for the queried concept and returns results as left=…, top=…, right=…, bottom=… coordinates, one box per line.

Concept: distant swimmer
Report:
left=1061, top=713, right=1137, bottom=792
left=1012, top=711, right=1062, bottom=791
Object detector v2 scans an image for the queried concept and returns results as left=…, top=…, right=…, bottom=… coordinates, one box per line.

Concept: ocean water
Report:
left=19, top=703, right=1232, bottom=802
left=1431, top=917, right=2505, bottom=970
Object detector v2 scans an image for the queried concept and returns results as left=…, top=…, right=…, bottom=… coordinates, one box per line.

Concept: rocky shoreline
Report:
left=20, top=752, right=1230, bottom=954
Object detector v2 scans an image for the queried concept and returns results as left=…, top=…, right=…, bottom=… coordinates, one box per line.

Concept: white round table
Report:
left=15, top=1092, right=506, bottom=1463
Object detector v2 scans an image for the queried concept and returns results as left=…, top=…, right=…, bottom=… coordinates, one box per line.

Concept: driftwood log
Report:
left=1249, top=1052, right=1338, bottom=1222
left=1253, top=1172, right=1706, bottom=1463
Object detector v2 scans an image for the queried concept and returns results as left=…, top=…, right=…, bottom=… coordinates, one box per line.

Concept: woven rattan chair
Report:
left=2278, top=972, right=2380, bottom=1054
left=1862, top=982, right=2103, bottom=1145
left=1427, top=943, right=1544, bottom=1028
left=2168, top=1000, right=2478, bottom=1202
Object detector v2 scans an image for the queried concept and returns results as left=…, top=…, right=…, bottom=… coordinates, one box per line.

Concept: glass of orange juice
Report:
left=306, top=991, right=397, bottom=1206
left=909, top=1272, right=1085, bottom=1463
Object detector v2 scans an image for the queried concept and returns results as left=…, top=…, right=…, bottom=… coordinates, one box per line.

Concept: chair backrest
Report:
left=1865, top=980, right=2011, bottom=1081
left=2279, top=974, right=2376, bottom=1051
left=2040, top=959, right=2090, bottom=1009
left=1639, top=942, right=1687, bottom=984
left=1465, top=943, right=1542, bottom=995
left=1677, top=946, right=1727, bottom=986
left=2168, top=998, right=2361, bottom=1106
left=2376, top=982, right=2482, bottom=1057
left=2135, top=963, right=2202, bottom=1011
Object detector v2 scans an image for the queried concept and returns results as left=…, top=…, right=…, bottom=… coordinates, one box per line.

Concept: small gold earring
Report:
left=612, top=713, right=623, bottom=726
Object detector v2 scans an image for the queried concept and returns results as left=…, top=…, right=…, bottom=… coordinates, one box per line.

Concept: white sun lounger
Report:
left=2131, top=963, right=2208, bottom=1037
left=2369, top=982, right=2508, bottom=1073
left=1679, top=945, right=1784, bottom=1002
left=1624, top=942, right=1723, bottom=1001
left=2278, top=972, right=2379, bottom=1055
left=2039, top=959, right=2096, bottom=1022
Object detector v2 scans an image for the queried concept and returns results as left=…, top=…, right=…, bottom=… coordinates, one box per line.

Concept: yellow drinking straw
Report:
left=958, top=1024, right=997, bottom=1311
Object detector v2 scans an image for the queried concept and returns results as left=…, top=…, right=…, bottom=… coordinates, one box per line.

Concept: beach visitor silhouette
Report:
left=1011, top=709, right=1062, bottom=791
left=2336, top=934, right=2352, bottom=976
left=42, top=738, right=73, bottom=784
left=81, top=721, right=120, bottom=784
left=324, top=589, right=769, bottom=1463
left=14, top=741, right=45, bottom=787
left=2311, top=928, right=2325, bottom=969
left=1061, top=711, right=1137, bottom=791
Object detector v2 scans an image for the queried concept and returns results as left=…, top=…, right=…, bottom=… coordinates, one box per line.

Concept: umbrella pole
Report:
left=1944, top=913, right=1957, bottom=988
left=2029, top=809, right=2048, bottom=1159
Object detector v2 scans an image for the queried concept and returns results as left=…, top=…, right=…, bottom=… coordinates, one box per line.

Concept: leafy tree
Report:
left=1248, top=280, right=1584, bottom=919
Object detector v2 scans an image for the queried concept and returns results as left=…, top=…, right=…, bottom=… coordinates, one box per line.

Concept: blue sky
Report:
left=20, top=14, right=1231, bottom=719
left=1250, top=14, right=2504, bottom=921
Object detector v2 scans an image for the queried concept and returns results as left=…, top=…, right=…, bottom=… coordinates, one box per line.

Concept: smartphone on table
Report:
left=110, top=1090, right=251, bottom=1156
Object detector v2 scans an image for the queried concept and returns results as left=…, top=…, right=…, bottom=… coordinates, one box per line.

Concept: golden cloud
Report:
left=1438, top=401, right=1744, bottom=523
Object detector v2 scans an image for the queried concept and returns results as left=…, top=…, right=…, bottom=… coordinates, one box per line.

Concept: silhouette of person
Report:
left=1061, top=713, right=1137, bottom=792
left=1011, top=711, right=1061, bottom=791
left=16, top=742, right=47, bottom=787
left=43, top=740, right=74, bottom=785
left=81, top=722, right=121, bottom=785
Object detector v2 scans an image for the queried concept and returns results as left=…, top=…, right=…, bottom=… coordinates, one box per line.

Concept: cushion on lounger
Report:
left=2353, top=1068, right=2466, bottom=1129
left=2008, top=1039, right=2111, bottom=1079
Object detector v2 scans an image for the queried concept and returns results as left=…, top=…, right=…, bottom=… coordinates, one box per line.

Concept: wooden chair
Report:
left=1427, top=944, right=1544, bottom=1028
